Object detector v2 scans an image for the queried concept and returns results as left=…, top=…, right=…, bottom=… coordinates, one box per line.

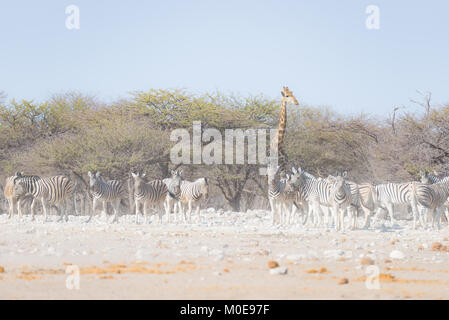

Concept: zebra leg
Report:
left=269, top=198, right=276, bottom=225
left=195, top=203, right=200, bottom=222
left=434, top=207, right=442, bottom=230
left=41, top=198, right=49, bottom=222
left=30, top=198, right=37, bottom=221
left=135, top=199, right=140, bottom=224
left=386, top=202, right=395, bottom=226
left=7, top=198, right=15, bottom=219
left=101, top=201, right=107, bottom=219
left=410, top=202, right=420, bottom=230
left=86, top=197, right=96, bottom=223
left=112, top=200, right=120, bottom=224
left=289, top=203, right=297, bottom=225
left=17, top=198, right=23, bottom=220
left=143, top=201, right=148, bottom=224
left=164, top=196, right=171, bottom=224
left=443, top=207, right=449, bottom=225
left=188, top=200, right=193, bottom=223
left=418, top=205, right=427, bottom=229
left=361, top=206, right=371, bottom=229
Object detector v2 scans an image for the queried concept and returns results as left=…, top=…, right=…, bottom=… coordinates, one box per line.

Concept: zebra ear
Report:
left=204, top=177, right=208, bottom=184
left=179, top=169, right=183, bottom=175
left=88, top=171, right=92, bottom=177
left=141, top=173, right=146, bottom=178
left=292, top=167, right=297, bottom=174
left=15, top=171, right=22, bottom=177
left=342, top=171, right=347, bottom=178
left=170, top=170, right=175, bottom=176
left=286, top=174, right=290, bottom=181
left=131, top=172, right=137, bottom=178
left=96, top=172, right=101, bottom=178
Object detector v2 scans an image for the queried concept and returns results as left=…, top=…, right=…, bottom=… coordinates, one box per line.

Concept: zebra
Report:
left=290, top=168, right=333, bottom=227
left=371, top=182, right=414, bottom=227
left=4, top=172, right=38, bottom=219
left=325, top=173, right=360, bottom=229
left=291, top=168, right=351, bottom=230
left=131, top=172, right=168, bottom=224
left=327, top=173, right=353, bottom=231
left=177, top=177, right=209, bottom=222
left=162, top=170, right=183, bottom=223
left=358, top=182, right=380, bottom=228
left=13, top=175, right=74, bottom=222
left=267, top=165, right=289, bottom=225
left=87, top=171, right=126, bottom=223
left=416, top=173, right=449, bottom=229
left=409, top=181, right=448, bottom=229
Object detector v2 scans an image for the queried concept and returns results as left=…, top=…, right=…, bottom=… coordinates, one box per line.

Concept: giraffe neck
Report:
left=275, top=99, right=288, bottom=172
left=277, top=99, right=287, bottom=146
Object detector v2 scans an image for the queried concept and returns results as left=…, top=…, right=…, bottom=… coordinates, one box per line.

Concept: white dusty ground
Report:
left=1, top=209, right=449, bottom=300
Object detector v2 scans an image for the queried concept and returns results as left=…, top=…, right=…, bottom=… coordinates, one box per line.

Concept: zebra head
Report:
left=13, top=179, right=27, bottom=197
left=87, top=171, right=103, bottom=190
left=330, top=172, right=350, bottom=200
left=267, top=166, right=280, bottom=185
left=195, top=177, right=209, bottom=200
left=131, top=172, right=146, bottom=189
left=284, top=167, right=301, bottom=193
left=170, top=169, right=183, bottom=195
left=419, top=171, right=431, bottom=184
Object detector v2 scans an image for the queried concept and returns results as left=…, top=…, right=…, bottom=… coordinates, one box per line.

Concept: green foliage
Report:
left=0, top=88, right=448, bottom=209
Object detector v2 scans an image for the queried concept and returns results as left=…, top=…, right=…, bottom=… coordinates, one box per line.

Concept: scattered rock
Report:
left=0, top=266, right=5, bottom=273
left=389, top=250, right=405, bottom=260
left=431, top=242, right=448, bottom=252
left=384, top=259, right=392, bottom=264
left=267, top=261, right=279, bottom=269
left=360, top=257, right=375, bottom=265
left=319, top=267, right=328, bottom=274
left=269, top=267, right=288, bottom=275
left=390, top=238, right=399, bottom=245
left=338, top=278, right=349, bottom=285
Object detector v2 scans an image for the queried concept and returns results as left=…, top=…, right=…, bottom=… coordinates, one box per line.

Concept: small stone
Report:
left=0, top=266, right=5, bottom=273
left=269, top=267, right=288, bottom=275
left=267, top=260, right=279, bottom=269
left=389, top=250, right=405, bottom=260
left=360, top=257, right=375, bottom=265
left=338, top=278, right=349, bottom=285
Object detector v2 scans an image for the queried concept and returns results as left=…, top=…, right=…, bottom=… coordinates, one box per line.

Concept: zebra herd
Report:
left=4, top=167, right=449, bottom=231
left=268, top=166, right=449, bottom=231
left=4, top=170, right=210, bottom=223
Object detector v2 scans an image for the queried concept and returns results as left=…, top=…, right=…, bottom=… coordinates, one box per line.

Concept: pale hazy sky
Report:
left=1, top=0, right=448, bottom=115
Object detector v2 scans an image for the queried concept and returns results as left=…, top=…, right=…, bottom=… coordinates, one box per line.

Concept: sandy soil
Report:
left=1, top=209, right=449, bottom=300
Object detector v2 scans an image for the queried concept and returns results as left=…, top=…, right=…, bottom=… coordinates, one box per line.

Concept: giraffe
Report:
left=271, top=86, right=299, bottom=175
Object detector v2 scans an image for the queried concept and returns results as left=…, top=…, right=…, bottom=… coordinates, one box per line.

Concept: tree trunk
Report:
left=229, top=194, right=241, bottom=212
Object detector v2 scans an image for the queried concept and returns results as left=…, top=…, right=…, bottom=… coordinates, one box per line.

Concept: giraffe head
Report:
left=281, top=86, right=299, bottom=105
